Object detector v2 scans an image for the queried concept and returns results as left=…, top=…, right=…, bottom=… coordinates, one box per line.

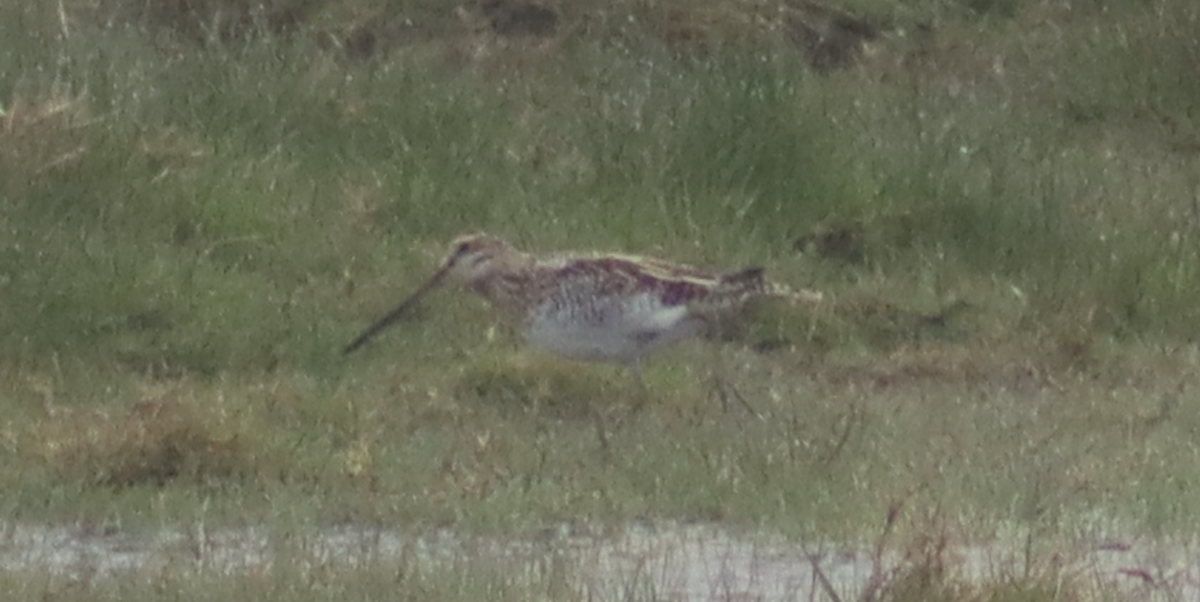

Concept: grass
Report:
left=1, top=0, right=1200, bottom=597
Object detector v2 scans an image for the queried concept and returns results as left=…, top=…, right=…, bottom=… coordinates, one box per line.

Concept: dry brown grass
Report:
left=33, top=392, right=246, bottom=487
left=77, top=0, right=888, bottom=73
left=812, top=503, right=1087, bottom=602
left=109, top=0, right=318, bottom=42
left=0, top=91, right=92, bottom=187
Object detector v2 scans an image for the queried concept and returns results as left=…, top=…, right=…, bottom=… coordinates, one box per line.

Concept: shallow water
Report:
left=0, top=521, right=1192, bottom=600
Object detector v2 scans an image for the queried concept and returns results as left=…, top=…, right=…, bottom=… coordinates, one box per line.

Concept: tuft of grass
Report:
left=814, top=505, right=1098, bottom=602
left=33, top=393, right=246, bottom=487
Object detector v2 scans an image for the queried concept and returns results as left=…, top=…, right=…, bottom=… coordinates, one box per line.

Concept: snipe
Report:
left=344, top=232, right=820, bottom=383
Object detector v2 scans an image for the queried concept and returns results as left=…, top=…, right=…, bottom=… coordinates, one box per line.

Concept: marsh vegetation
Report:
left=2, top=0, right=1199, bottom=598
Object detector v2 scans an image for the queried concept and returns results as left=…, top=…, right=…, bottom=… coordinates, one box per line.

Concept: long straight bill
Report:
left=343, top=265, right=450, bottom=354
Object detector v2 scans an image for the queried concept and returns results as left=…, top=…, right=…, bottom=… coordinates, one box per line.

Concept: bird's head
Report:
left=439, top=231, right=517, bottom=286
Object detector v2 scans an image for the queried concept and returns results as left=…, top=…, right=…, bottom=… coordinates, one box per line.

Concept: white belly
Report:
left=522, top=294, right=703, bottom=365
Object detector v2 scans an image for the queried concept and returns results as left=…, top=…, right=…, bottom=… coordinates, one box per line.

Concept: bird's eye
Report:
left=455, top=242, right=472, bottom=256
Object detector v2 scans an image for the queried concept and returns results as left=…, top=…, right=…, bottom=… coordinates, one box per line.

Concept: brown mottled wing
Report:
left=613, top=254, right=823, bottom=307
left=549, top=255, right=771, bottom=311
left=717, top=267, right=766, bottom=289
left=560, top=257, right=717, bottom=302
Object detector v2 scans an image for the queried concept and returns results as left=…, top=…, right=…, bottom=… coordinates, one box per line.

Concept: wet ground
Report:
left=0, top=522, right=1192, bottom=599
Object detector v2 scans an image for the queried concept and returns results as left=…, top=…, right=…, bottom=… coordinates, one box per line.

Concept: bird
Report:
left=344, top=232, right=820, bottom=384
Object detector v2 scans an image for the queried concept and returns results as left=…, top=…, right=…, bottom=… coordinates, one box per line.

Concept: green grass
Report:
left=2, top=2, right=1200, bottom=594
